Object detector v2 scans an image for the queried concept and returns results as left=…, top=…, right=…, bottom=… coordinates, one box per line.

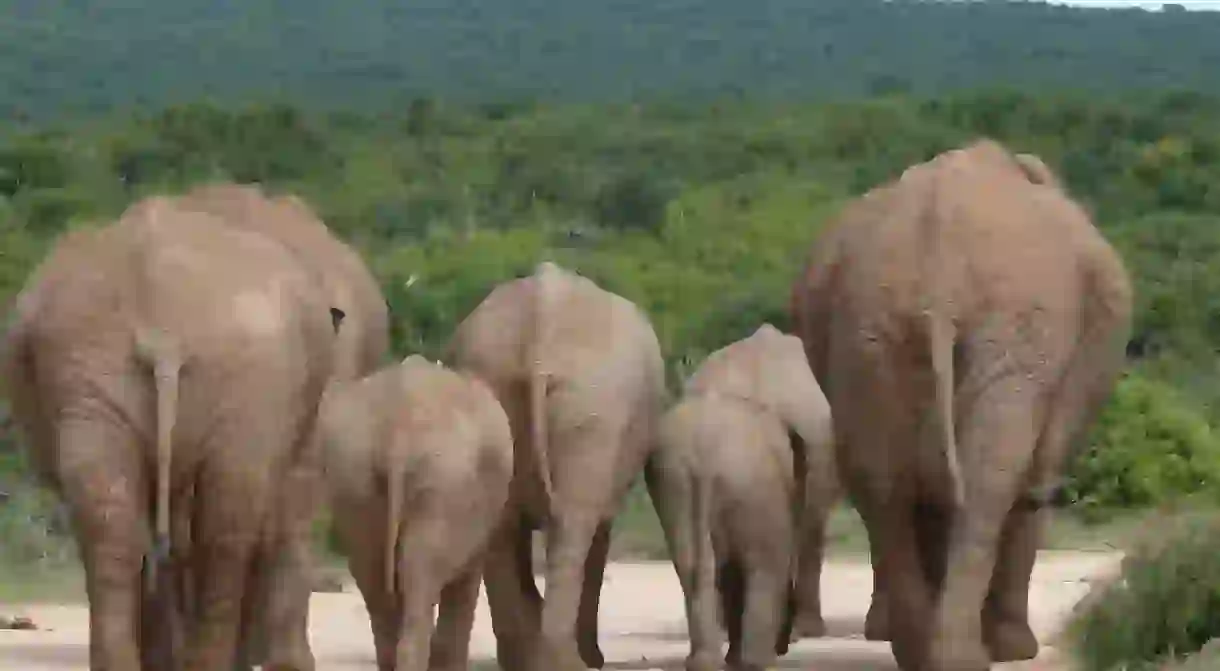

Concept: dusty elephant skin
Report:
left=173, top=182, right=391, bottom=380
left=446, top=261, right=668, bottom=671
left=0, top=197, right=340, bottom=671
left=790, top=139, right=1133, bottom=671
left=317, top=355, right=514, bottom=671
left=645, top=324, right=836, bottom=671
left=153, top=182, right=393, bottom=670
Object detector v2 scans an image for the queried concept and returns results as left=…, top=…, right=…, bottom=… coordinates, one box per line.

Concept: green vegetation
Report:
left=4, top=90, right=1220, bottom=575
left=5, top=1, right=1220, bottom=121
left=1062, top=375, right=1220, bottom=522
left=1067, top=509, right=1220, bottom=671
left=9, top=0, right=1220, bottom=578
left=1159, top=640, right=1220, bottom=671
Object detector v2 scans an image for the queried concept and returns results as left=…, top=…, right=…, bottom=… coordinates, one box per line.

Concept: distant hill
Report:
left=3, top=0, right=1220, bottom=118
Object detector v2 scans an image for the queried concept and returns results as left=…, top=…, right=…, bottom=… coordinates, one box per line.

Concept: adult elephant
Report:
left=169, top=182, right=391, bottom=669
left=0, top=196, right=341, bottom=671
left=447, top=261, right=668, bottom=671
left=790, top=139, right=1132, bottom=671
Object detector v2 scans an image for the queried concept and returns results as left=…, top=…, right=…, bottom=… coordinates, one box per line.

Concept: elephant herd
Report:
left=0, top=137, right=1133, bottom=671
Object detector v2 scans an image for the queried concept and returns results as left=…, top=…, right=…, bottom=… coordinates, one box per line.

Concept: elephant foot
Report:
left=864, top=601, right=891, bottom=642
left=529, top=637, right=588, bottom=671
left=260, top=641, right=315, bottom=671
left=790, top=614, right=826, bottom=640
left=984, top=617, right=1039, bottom=662
left=925, top=631, right=990, bottom=671
left=685, top=650, right=720, bottom=671
left=578, top=641, right=605, bottom=669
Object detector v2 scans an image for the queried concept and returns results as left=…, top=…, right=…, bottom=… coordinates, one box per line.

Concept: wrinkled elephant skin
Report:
left=0, top=197, right=340, bottom=671
left=790, top=140, right=1133, bottom=671
left=161, top=183, right=392, bottom=670
left=318, top=355, right=514, bottom=671
left=645, top=324, right=836, bottom=671
left=447, top=261, right=668, bottom=671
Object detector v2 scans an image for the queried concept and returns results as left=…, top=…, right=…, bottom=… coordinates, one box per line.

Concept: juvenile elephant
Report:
left=790, top=139, right=1133, bottom=671
left=317, top=355, right=514, bottom=671
left=447, top=261, right=668, bottom=671
left=645, top=324, right=835, bottom=671
left=0, top=197, right=340, bottom=671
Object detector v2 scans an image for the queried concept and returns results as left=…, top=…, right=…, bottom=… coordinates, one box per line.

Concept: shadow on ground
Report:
left=603, top=616, right=895, bottom=670
left=602, top=648, right=897, bottom=671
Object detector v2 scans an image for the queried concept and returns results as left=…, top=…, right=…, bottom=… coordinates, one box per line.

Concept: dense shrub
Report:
left=1062, top=375, right=1220, bottom=520
left=1160, top=640, right=1220, bottom=671
left=1067, top=511, right=1220, bottom=671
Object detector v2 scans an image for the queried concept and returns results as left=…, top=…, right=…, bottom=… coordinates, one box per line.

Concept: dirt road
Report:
left=0, top=550, right=1119, bottom=670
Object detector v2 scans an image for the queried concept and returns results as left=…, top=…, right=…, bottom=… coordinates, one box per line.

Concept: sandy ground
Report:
left=0, top=550, right=1121, bottom=670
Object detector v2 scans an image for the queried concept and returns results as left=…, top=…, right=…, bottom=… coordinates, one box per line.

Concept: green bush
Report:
left=1067, top=511, right=1220, bottom=671
left=1160, top=640, right=1220, bottom=671
left=1062, top=374, right=1220, bottom=519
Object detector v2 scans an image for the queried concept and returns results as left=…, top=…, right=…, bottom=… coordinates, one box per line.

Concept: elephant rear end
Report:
left=319, top=355, right=513, bottom=671
left=789, top=139, right=1133, bottom=671
left=447, top=261, right=666, bottom=671
left=3, top=199, right=339, bottom=671
left=654, top=395, right=802, bottom=671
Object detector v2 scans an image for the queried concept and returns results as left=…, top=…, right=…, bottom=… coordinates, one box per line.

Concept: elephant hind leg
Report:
left=183, top=465, right=270, bottom=671
left=870, top=499, right=937, bottom=671
left=336, top=497, right=399, bottom=671
left=484, top=515, right=540, bottom=671
left=983, top=506, right=1042, bottom=663
left=57, top=422, right=146, bottom=671
left=577, top=522, right=611, bottom=669
left=718, top=558, right=745, bottom=666
left=913, top=501, right=951, bottom=594
left=790, top=497, right=833, bottom=640
left=256, top=462, right=321, bottom=671
left=428, top=563, right=483, bottom=671
left=927, top=391, right=1038, bottom=671
left=733, top=567, right=787, bottom=671
left=532, top=510, right=602, bottom=671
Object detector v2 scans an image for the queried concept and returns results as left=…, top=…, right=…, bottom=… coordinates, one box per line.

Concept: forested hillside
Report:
left=6, top=90, right=1220, bottom=535
left=4, top=0, right=1220, bottom=120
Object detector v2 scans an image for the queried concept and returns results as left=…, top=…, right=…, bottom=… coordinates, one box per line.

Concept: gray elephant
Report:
left=790, top=139, right=1133, bottom=671
left=446, top=261, right=668, bottom=671
left=317, top=355, right=514, bottom=671
left=166, top=182, right=392, bottom=669
left=645, top=324, right=836, bottom=671
left=0, top=196, right=340, bottom=671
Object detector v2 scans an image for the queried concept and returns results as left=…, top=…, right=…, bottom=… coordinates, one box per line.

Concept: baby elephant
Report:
left=318, top=355, right=515, bottom=671
left=646, top=324, right=835, bottom=671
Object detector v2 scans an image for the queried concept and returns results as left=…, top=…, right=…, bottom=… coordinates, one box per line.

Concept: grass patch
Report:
left=1065, top=505, right=1220, bottom=671
left=1160, top=639, right=1220, bottom=671
left=0, top=564, right=83, bottom=604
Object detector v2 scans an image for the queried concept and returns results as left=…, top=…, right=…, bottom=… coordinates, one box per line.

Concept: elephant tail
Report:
left=689, top=404, right=717, bottom=628
left=926, top=312, right=965, bottom=509
left=689, top=463, right=717, bottom=631
left=134, top=326, right=184, bottom=593
left=529, top=262, right=559, bottom=508
left=384, top=437, right=408, bottom=594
